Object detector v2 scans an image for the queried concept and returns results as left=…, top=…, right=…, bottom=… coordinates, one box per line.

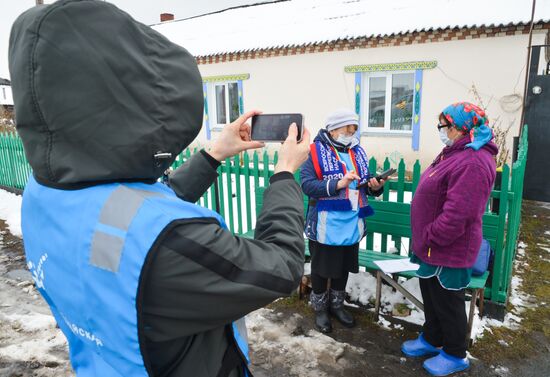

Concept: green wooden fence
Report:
left=0, top=132, right=32, bottom=190
left=0, top=128, right=529, bottom=304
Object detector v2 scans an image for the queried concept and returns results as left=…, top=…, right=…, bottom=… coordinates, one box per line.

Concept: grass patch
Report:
left=471, top=201, right=550, bottom=362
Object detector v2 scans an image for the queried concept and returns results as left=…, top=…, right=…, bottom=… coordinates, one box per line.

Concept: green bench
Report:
left=245, top=185, right=490, bottom=340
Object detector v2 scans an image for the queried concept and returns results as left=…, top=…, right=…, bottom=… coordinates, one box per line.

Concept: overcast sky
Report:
left=0, top=0, right=264, bottom=79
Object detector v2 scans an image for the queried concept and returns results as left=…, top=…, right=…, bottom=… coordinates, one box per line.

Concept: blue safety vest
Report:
left=21, top=176, right=249, bottom=376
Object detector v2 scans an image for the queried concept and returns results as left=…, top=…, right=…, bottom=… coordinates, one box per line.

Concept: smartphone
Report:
left=357, top=168, right=396, bottom=188
left=374, top=168, right=397, bottom=182
left=251, top=113, right=304, bottom=142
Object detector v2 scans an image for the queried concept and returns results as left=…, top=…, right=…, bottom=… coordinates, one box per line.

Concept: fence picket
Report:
left=234, top=155, right=243, bottom=234
left=244, top=152, right=252, bottom=233
left=224, top=158, right=234, bottom=232
left=491, top=163, right=509, bottom=302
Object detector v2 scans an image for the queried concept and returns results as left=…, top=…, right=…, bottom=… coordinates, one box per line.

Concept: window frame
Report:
left=208, top=81, right=240, bottom=129
left=360, top=70, right=415, bottom=135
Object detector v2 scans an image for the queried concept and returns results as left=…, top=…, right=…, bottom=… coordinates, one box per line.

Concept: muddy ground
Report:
left=1, top=200, right=549, bottom=377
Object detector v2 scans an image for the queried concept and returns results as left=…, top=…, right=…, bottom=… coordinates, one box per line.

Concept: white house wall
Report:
left=194, top=32, right=545, bottom=169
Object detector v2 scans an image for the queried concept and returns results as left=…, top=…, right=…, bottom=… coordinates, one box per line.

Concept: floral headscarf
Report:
left=442, top=102, right=493, bottom=150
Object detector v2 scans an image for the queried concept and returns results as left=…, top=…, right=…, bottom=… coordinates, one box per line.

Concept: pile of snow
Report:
left=0, top=189, right=22, bottom=237
left=247, top=308, right=364, bottom=377
left=0, top=303, right=68, bottom=367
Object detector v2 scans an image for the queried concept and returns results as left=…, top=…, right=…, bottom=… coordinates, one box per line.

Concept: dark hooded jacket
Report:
left=9, top=1, right=305, bottom=376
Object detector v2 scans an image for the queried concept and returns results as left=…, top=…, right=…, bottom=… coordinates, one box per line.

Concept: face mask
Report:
left=439, top=128, right=453, bottom=147
left=336, top=134, right=355, bottom=146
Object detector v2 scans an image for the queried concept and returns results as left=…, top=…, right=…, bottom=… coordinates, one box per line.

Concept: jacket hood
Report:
left=481, top=140, right=499, bottom=156
left=9, top=0, right=203, bottom=188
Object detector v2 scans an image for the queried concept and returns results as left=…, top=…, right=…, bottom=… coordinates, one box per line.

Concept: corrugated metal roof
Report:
left=152, top=0, right=550, bottom=57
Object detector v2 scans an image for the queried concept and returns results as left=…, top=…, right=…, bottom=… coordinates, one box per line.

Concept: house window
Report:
left=202, top=74, right=249, bottom=140
left=363, top=71, right=415, bottom=132
left=210, top=81, right=240, bottom=128
left=1, top=87, right=5, bottom=100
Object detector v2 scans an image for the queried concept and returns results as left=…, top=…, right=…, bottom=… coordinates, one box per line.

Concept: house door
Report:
left=524, top=45, right=550, bottom=202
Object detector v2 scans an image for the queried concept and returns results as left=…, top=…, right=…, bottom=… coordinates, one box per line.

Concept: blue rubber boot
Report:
left=423, top=350, right=469, bottom=376
left=401, top=333, right=440, bottom=357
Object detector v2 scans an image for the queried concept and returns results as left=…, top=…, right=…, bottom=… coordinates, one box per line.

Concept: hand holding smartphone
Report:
left=251, top=113, right=304, bottom=142
left=356, top=168, right=396, bottom=189
left=373, top=168, right=397, bottom=182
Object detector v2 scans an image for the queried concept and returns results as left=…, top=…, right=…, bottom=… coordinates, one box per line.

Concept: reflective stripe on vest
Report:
left=22, top=176, right=249, bottom=376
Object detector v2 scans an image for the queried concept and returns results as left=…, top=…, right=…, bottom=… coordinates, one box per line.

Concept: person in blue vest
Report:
left=300, top=109, right=385, bottom=333
left=9, top=1, right=310, bottom=376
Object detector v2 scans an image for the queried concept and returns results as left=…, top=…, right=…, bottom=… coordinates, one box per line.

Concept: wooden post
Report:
left=374, top=271, right=382, bottom=320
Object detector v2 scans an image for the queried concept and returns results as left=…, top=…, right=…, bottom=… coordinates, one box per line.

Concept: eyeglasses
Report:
left=437, top=122, right=450, bottom=130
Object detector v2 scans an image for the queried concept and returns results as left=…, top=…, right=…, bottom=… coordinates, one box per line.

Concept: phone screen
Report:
left=251, top=114, right=303, bottom=142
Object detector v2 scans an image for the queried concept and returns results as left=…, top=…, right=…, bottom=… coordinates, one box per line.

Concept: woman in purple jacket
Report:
left=401, top=102, right=498, bottom=376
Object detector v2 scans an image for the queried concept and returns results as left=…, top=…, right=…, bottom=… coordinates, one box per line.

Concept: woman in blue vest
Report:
left=301, top=109, right=385, bottom=333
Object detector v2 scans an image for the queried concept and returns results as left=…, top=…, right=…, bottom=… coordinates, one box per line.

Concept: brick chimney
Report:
left=160, top=13, right=175, bottom=22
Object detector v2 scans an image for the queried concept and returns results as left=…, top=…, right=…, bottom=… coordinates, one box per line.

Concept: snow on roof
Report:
left=152, top=0, right=550, bottom=57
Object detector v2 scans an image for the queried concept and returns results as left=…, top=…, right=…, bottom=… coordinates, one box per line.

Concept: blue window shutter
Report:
left=355, top=72, right=362, bottom=136
left=203, top=83, right=211, bottom=140
left=412, top=69, right=423, bottom=151
left=355, top=72, right=361, bottom=116
left=237, top=80, right=244, bottom=115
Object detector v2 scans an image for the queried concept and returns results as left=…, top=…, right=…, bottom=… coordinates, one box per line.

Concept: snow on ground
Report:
left=0, top=189, right=22, bottom=237
left=246, top=308, right=365, bottom=377
left=0, top=260, right=71, bottom=374
left=346, top=270, right=426, bottom=327
left=470, top=241, right=534, bottom=340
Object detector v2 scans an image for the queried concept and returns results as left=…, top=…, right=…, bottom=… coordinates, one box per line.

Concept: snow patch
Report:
left=0, top=333, right=67, bottom=363
left=247, top=308, right=364, bottom=376
left=0, top=189, right=22, bottom=237
left=346, top=271, right=425, bottom=327
left=2, top=312, right=57, bottom=332
left=304, top=262, right=311, bottom=276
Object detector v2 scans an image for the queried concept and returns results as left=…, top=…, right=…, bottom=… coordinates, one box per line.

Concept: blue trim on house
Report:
left=237, top=80, right=244, bottom=115
left=203, top=82, right=211, bottom=140
left=412, top=69, right=423, bottom=151
left=355, top=72, right=362, bottom=137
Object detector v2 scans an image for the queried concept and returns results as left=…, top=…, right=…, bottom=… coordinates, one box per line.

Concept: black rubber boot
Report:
left=310, top=291, right=332, bottom=333
left=329, top=289, right=355, bottom=328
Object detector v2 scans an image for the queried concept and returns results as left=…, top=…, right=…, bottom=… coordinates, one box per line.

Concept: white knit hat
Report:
left=325, top=109, right=359, bottom=131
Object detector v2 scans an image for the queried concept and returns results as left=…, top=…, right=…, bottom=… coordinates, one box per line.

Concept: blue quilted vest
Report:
left=21, top=176, right=249, bottom=376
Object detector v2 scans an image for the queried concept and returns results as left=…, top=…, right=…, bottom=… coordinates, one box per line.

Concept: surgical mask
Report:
left=336, top=134, right=355, bottom=146
left=439, top=128, right=453, bottom=147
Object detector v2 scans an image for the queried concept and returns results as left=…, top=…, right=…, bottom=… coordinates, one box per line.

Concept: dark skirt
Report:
left=309, top=240, right=359, bottom=279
